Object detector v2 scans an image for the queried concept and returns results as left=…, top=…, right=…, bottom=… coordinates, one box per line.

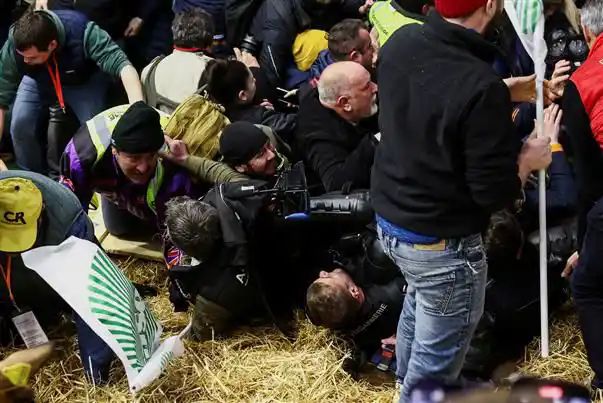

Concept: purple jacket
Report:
left=60, top=134, right=203, bottom=229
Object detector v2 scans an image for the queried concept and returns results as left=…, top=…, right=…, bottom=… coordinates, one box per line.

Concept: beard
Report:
left=369, top=100, right=379, bottom=117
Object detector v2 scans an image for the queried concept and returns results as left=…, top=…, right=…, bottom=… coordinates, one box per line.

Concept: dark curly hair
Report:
left=172, top=7, right=214, bottom=49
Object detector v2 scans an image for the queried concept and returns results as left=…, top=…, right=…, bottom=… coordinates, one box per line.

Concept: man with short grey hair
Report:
left=141, top=7, right=214, bottom=113
left=297, top=61, right=379, bottom=193
left=560, top=0, right=603, bottom=394
left=164, top=193, right=267, bottom=340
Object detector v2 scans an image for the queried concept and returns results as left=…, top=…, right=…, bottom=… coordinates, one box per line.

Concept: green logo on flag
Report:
left=87, top=250, right=160, bottom=371
left=516, top=0, right=543, bottom=34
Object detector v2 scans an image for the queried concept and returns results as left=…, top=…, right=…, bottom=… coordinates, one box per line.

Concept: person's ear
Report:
left=337, top=95, right=351, bottom=112
left=47, top=39, right=58, bottom=52
left=349, top=50, right=360, bottom=63
left=111, top=147, right=118, bottom=157
left=485, top=0, right=496, bottom=17
left=234, top=164, right=247, bottom=173
left=582, top=25, right=596, bottom=48
left=238, top=90, right=248, bottom=103
left=349, top=285, right=362, bottom=302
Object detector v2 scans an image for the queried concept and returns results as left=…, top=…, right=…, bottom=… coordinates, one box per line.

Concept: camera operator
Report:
left=162, top=121, right=291, bottom=185
left=164, top=195, right=268, bottom=340
left=165, top=161, right=377, bottom=340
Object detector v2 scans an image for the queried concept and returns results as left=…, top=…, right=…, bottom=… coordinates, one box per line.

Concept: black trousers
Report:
left=572, top=197, right=603, bottom=388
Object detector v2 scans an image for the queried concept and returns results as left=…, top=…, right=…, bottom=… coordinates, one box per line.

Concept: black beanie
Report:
left=111, top=101, right=165, bottom=153
left=219, top=122, right=268, bottom=165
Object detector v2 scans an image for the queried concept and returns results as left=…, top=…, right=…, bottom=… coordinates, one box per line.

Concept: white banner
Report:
left=22, top=236, right=187, bottom=392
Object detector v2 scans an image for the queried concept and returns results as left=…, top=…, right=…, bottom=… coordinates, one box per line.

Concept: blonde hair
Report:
left=562, top=0, right=581, bottom=33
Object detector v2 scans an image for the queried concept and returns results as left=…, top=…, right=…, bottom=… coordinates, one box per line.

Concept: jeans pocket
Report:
left=420, top=271, right=456, bottom=316
left=463, top=243, right=487, bottom=275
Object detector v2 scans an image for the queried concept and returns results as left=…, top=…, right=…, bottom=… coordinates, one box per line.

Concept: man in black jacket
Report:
left=372, top=1, right=552, bottom=400
left=297, top=61, right=378, bottom=193
left=306, top=231, right=406, bottom=353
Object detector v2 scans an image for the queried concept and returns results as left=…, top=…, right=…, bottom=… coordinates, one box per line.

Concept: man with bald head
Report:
left=296, top=61, right=379, bottom=193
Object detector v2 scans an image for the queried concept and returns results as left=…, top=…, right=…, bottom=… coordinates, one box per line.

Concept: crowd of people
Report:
left=0, top=0, right=601, bottom=401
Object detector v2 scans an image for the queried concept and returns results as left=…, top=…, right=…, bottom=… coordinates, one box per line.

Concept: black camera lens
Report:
left=240, top=34, right=259, bottom=55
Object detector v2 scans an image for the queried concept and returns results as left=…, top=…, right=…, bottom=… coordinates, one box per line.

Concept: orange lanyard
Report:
left=0, top=256, right=15, bottom=306
left=46, top=54, right=65, bottom=112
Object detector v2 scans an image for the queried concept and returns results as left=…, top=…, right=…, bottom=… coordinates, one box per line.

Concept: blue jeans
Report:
left=10, top=72, right=109, bottom=173
left=378, top=226, right=487, bottom=403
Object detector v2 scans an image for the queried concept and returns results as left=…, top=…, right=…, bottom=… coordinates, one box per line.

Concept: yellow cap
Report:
left=0, top=178, right=43, bottom=253
left=293, top=29, right=328, bottom=71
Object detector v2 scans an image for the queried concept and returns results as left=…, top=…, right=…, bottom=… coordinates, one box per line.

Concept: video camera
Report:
left=235, top=162, right=373, bottom=226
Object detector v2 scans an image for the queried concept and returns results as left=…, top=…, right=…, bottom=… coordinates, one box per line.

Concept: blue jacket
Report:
left=16, top=10, right=95, bottom=86
left=309, top=49, right=334, bottom=80
left=525, top=151, right=578, bottom=227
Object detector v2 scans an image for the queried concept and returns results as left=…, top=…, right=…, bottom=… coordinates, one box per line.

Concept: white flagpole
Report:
left=504, top=0, right=549, bottom=358
left=535, top=27, right=549, bottom=359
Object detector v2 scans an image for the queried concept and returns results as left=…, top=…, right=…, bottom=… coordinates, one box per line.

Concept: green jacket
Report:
left=181, top=125, right=290, bottom=184
left=0, top=10, right=131, bottom=108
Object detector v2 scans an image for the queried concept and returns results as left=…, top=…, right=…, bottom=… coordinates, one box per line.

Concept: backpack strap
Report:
left=143, top=55, right=166, bottom=109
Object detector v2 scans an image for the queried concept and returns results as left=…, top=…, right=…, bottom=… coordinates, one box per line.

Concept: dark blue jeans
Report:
left=10, top=72, right=109, bottom=174
left=572, top=197, right=603, bottom=389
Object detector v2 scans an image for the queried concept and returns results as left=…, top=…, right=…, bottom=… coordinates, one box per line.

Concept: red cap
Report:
left=435, top=0, right=488, bottom=18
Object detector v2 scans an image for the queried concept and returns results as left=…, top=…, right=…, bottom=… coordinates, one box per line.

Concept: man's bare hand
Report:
left=124, top=17, right=144, bottom=37
left=233, top=48, right=260, bottom=68
left=359, top=0, right=374, bottom=14
left=520, top=133, right=552, bottom=172
left=381, top=335, right=396, bottom=350
left=543, top=103, right=563, bottom=144
left=159, top=135, right=189, bottom=165
left=505, top=75, right=536, bottom=103
left=545, top=60, right=571, bottom=103
left=0, top=159, right=7, bottom=172
left=562, top=251, right=579, bottom=278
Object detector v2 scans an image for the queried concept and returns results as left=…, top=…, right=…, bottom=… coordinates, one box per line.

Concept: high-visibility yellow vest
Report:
left=369, top=0, right=424, bottom=46
left=85, top=104, right=171, bottom=214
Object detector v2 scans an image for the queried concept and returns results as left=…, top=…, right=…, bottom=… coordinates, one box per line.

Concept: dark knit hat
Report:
left=111, top=101, right=165, bottom=154
left=219, top=122, right=268, bottom=165
left=435, top=0, right=488, bottom=18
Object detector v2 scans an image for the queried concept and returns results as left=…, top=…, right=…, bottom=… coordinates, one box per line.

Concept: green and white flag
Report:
left=505, top=0, right=550, bottom=358
left=505, top=0, right=547, bottom=71
left=22, top=236, right=188, bottom=392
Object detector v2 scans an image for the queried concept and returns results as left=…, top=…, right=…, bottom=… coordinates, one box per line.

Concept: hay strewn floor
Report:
left=27, top=257, right=395, bottom=402
left=519, top=308, right=602, bottom=402
left=9, top=256, right=598, bottom=402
